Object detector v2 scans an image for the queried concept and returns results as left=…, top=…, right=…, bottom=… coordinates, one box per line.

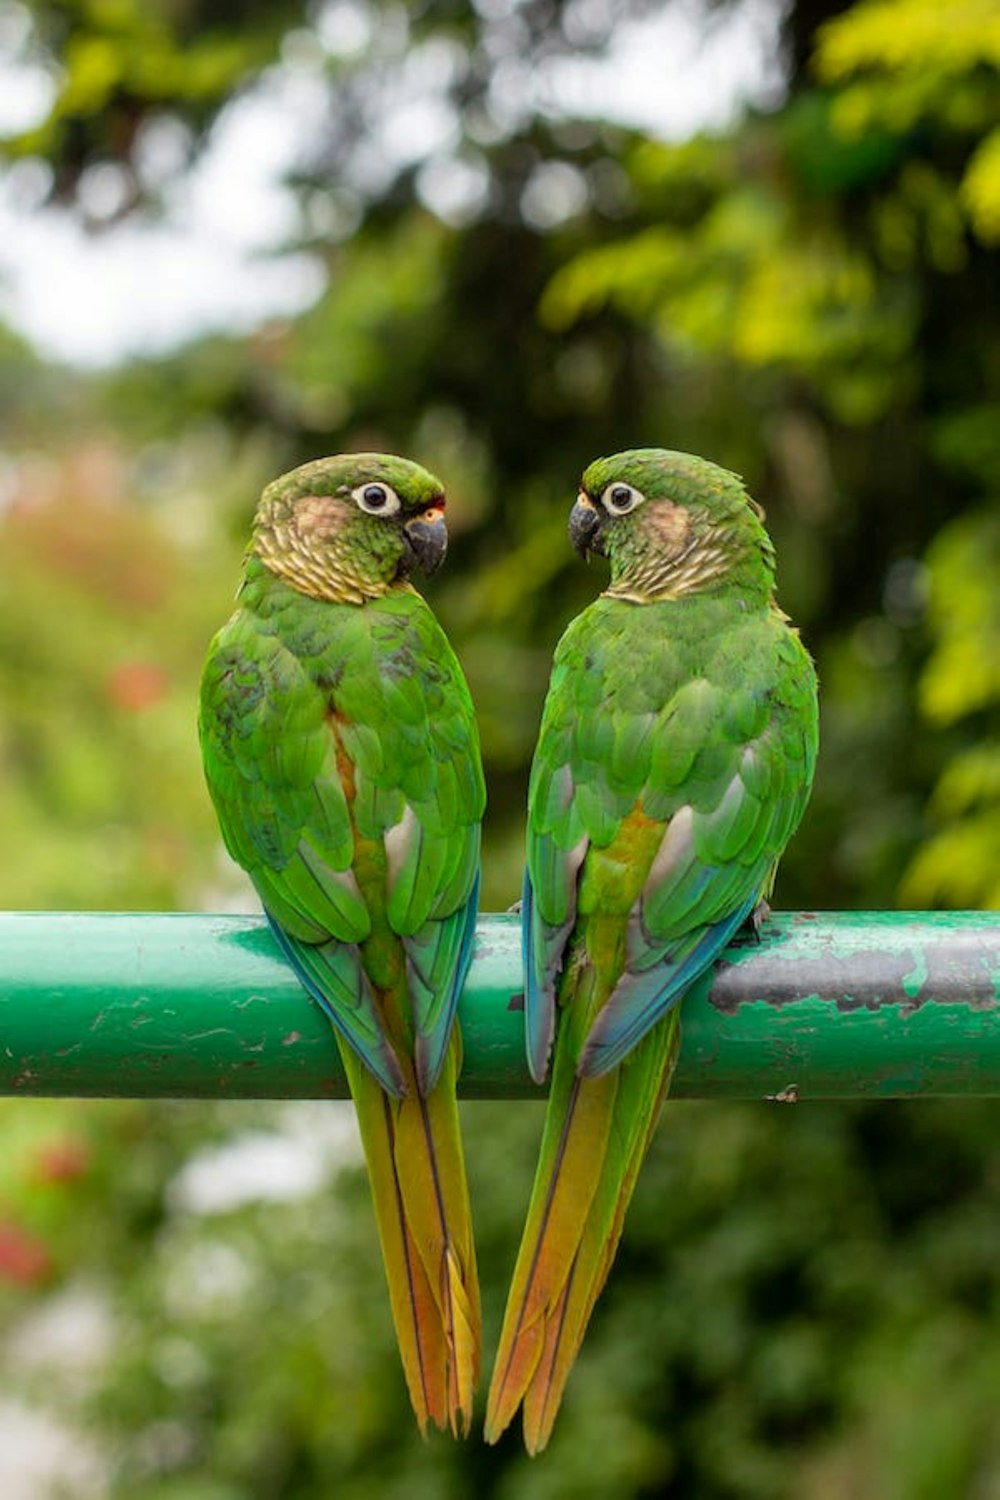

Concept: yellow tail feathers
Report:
left=486, top=1011, right=680, bottom=1453
left=341, top=1035, right=480, bottom=1437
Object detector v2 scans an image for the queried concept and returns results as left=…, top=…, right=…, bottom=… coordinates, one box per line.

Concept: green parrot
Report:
left=485, top=449, right=819, bottom=1453
left=198, top=454, right=485, bottom=1436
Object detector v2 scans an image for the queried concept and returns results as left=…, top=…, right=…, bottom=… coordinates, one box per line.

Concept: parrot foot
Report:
left=733, top=899, right=771, bottom=947
left=506, top=898, right=523, bottom=915
left=748, top=898, right=771, bottom=942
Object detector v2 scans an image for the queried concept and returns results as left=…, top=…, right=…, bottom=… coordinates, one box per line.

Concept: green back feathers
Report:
left=199, top=453, right=484, bottom=1096
left=523, top=449, right=818, bottom=1078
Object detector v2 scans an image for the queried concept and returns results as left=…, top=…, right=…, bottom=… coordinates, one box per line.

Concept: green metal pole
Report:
left=1, top=910, right=999, bottom=1101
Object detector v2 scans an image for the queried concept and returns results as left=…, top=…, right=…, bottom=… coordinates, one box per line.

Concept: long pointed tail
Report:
left=485, top=1010, right=679, bottom=1453
left=341, top=1032, right=480, bottom=1436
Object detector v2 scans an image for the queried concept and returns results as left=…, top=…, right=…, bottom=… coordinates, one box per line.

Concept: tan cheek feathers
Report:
left=292, top=494, right=348, bottom=540
left=646, top=499, right=692, bottom=557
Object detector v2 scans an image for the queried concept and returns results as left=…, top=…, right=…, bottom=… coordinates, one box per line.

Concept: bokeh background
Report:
left=0, top=1, right=998, bottom=1495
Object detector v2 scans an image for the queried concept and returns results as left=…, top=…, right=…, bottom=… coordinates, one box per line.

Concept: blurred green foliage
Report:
left=0, top=0, right=999, bottom=1495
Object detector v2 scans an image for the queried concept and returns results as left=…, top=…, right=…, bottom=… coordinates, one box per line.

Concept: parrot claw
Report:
left=730, top=899, right=771, bottom=948
left=748, top=899, right=770, bottom=943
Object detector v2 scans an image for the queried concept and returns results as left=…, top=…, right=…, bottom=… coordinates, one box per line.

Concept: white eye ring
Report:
left=351, top=481, right=401, bottom=516
left=601, top=481, right=644, bottom=515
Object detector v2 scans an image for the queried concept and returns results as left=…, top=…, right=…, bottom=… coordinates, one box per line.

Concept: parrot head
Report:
left=570, top=447, right=775, bottom=603
left=250, top=452, right=449, bottom=603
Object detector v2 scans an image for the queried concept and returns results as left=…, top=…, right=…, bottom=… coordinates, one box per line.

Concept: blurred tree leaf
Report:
left=901, top=510, right=1000, bottom=908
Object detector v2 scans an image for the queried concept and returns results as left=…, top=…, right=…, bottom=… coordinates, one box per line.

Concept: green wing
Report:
left=199, top=590, right=485, bottom=1097
left=329, top=597, right=485, bottom=1091
left=525, top=598, right=818, bottom=1079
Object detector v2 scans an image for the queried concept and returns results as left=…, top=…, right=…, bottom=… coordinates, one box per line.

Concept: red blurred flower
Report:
left=33, top=1136, right=90, bottom=1185
left=106, top=660, right=168, bottom=711
left=0, top=1222, right=52, bottom=1285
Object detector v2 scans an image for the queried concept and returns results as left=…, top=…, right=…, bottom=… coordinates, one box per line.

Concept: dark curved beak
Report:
left=569, top=493, right=604, bottom=559
left=402, top=507, right=448, bottom=576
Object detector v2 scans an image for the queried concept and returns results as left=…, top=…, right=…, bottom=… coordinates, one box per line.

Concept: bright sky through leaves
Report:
left=0, top=2, right=783, bottom=366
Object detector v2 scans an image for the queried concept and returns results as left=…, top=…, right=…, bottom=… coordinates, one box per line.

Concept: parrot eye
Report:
left=601, top=482, right=644, bottom=515
left=352, top=482, right=401, bottom=516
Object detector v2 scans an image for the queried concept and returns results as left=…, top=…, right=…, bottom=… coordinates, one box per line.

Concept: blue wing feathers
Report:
left=265, top=912, right=407, bottom=1098
left=523, top=871, right=559, bottom=1086
left=408, top=870, right=481, bottom=1096
left=578, top=891, right=759, bottom=1077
